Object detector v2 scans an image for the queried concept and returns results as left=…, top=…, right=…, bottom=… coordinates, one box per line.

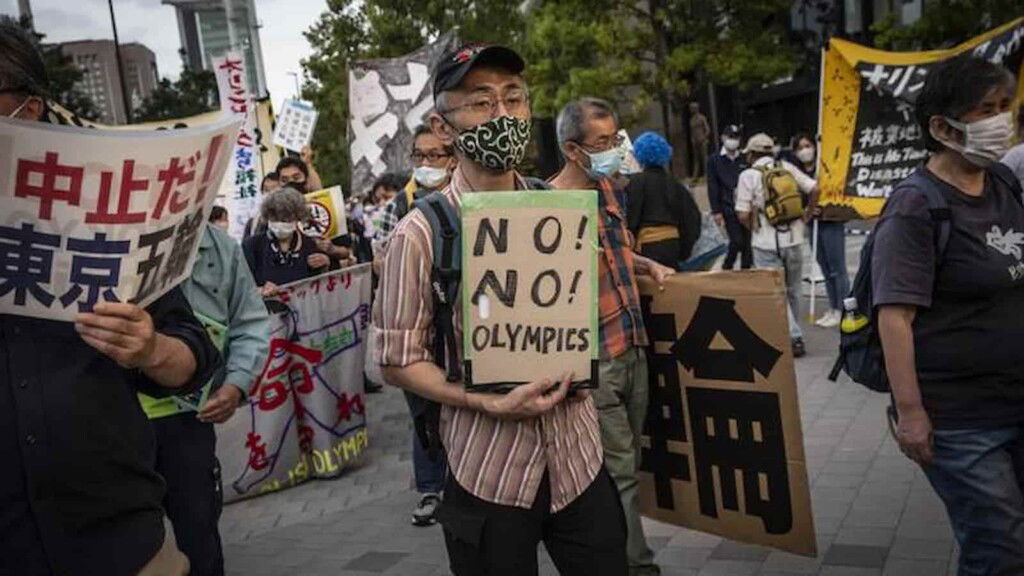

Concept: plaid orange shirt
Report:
left=372, top=168, right=605, bottom=512
left=597, top=178, right=648, bottom=360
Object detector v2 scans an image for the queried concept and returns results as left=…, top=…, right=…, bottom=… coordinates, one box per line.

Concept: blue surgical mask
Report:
left=584, top=145, right=625, bottom=180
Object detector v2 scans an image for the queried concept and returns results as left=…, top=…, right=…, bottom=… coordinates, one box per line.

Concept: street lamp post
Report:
left=107, top=0, right=132, bottom=124
left=287, top=71, right=301, bottom=98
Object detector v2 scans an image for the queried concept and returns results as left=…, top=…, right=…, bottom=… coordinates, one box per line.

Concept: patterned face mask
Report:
left=452, top=115, right=532, bottom=172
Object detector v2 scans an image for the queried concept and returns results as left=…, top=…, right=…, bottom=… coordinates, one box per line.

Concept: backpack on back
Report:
left=829, top=162, right=1024, bottom=393
left=758, top=162, right=804, bottom=227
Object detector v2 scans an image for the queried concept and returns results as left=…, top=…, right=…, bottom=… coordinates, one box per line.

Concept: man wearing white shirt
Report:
left=735, top=133, right=819, bottom=358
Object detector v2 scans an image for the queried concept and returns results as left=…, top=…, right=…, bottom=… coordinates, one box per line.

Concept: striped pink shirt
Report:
left=372, top=168, right=604, bottom=512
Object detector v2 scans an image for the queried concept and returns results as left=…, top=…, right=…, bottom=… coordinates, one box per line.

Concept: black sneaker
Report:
left=792, top=338, right=806, bottom=358
left=412, top=493, right=441, bottom=527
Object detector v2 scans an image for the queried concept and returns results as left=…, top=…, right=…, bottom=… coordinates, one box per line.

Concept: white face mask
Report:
left=939, top=111, right=1014, bottom=167
left=796, top=147, right=816, bottom=164
left=267, top=221, right=296, bottom=239
left=723, top=138, right=741, bottom=152
left=414, top=165, right=449, bottom=189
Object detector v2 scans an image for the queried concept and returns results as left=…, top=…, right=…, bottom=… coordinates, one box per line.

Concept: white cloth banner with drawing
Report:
left=0, top=115, right=239, bottom=322
left=216, top=265, right=372, bottom=503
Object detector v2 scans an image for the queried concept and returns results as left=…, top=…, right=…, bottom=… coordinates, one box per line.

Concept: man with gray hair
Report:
left=551, top=97, right=674, bottom=576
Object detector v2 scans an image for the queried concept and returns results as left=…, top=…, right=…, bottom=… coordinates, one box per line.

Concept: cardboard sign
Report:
left=637, top=270, right=816, bottom=556
left=214, top=50, right=261, bottom=239
left=0, top=115, right=238, bottom=322
left=302, top=186, right=348, bottom=239
left=461, top=190, right=599, bottom=392
left=818, top=18, right=1024, bottom=220
left=217, top=265, right=372, bottom=502
left=273, top=99, right=319, bottom=153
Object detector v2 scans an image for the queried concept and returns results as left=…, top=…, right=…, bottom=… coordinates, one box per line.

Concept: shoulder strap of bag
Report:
left=918, top=178, right=952, bottom=260
left=988, top=161, right=1024, bottom=206
left=414, top=193, right=462, bottom=383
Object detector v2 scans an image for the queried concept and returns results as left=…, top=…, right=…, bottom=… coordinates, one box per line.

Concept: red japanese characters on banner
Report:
left=215, top=265, right=373, bottom=503
left=214, top=51, right=261, bottom=239
left=0, top=115, right=239, bottom=322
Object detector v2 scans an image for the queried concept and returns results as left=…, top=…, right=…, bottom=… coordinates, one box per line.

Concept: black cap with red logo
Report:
left=432, top=43, right=526, bottom=101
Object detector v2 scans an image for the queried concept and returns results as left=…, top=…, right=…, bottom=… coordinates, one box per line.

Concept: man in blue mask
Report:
left=550, top=98, right=674, bottom=576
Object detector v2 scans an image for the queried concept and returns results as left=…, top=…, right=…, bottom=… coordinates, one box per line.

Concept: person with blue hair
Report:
left=625, top=131, right=701, bottom=268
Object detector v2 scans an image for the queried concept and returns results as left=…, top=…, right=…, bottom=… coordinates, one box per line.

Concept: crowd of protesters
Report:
left=4, top=10, right=1024, bottom=576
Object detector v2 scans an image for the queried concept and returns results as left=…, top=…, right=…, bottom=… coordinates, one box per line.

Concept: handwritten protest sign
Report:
left=818, top=18, right=1024, bottom=220
left=637, top=270, right=815, bottom=556
left=273, top=99, right=319, bottom=153
left=216, top=265, right=372, bottom=502
left=461, top=190, right=599, bottom=392
left=302, top=186, right=348, bottom=239
left=215, top=50, right=261, bottom=239
left=0, top=115, right=238, bottom=322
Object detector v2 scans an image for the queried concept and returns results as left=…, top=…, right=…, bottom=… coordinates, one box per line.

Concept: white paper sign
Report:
left=0, top=115, right=240, bottom=322
left=273, top=99, right=319, bottom=153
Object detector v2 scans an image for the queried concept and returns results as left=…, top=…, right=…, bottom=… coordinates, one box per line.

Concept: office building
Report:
left=60, top=40, right=159, bottom=125
left=163, top=0, right=267, bottom=98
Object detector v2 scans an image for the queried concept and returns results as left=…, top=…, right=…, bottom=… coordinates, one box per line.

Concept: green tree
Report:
left=872, top=0, right=1022, bottom=51
left=302, top=0, right=526, bottom=189
left=134, top=67, right=219, bottom=123
left=524, top=0, right=799, bottom=134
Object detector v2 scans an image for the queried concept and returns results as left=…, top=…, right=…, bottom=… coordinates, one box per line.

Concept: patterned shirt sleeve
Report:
left=372, top=216, right=434, bottom=367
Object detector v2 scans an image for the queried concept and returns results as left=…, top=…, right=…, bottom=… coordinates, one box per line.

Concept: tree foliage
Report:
left=302, top=0, right=526, bottom=189
left=872, top=0, right=1022, bottom=51
left=134, top=67, right=219, bottom=123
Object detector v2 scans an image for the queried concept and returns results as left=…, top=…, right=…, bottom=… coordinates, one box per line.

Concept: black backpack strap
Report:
left=919, top=181, right=952, bottom=261
left=414, top=193, right=463, bottom=384
left=989, top=162, right=1024, bottom=206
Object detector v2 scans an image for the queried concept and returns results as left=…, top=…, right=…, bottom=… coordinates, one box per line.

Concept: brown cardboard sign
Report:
left=461, top=190, right=599, bottom=392
left=637, top=270, right=816, bottom=556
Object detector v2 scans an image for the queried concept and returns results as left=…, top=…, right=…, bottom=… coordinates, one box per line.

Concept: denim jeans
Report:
left=922, top=426, right=1024, bottom=576
left=813, top=221, right=850, bottom=311
left=404, top=391, right=447, bottom=494
left=753, top=246, right=804, bottom=340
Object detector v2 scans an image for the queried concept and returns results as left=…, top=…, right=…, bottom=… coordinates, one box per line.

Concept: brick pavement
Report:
left=221, top=237, right=959, bottom=576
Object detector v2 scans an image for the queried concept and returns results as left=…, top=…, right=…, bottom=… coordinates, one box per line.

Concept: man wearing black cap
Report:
left=373, top=43, right=628, bottom=576
left=707, top=124, right=752, bottom=269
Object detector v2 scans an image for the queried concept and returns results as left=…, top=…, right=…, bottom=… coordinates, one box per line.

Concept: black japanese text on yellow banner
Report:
left=818, top=18, right=1024, bottom=220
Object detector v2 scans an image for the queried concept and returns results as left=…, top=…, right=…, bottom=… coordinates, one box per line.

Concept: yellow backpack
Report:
left=758, top=162, right=803, bottom=227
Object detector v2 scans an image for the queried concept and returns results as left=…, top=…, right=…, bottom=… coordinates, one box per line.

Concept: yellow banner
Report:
left=303, top=186, right=349, bottom=239
left=818, top=18, right=1024, bottom=220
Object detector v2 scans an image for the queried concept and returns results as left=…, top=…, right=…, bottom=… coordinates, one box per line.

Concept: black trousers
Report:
left=152, top=413, right=224, bottom=576
left=437, top=467, right=628, bottom=576
left=722, top=211, right=753, bottom=270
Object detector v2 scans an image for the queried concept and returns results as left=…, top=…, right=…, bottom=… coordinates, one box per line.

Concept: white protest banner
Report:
left=302, top=186, right=348, bottom=239
left=0, top=115, right=238, bottom=322
left=461, top=190, right=599, bottom=392
left=637, top=270, right=815, bottom=556
left=216, top=265, right=372, bottom=502
left=214, top=51, right=261, bottom=239
left=273, top=99, right=319, bottom=153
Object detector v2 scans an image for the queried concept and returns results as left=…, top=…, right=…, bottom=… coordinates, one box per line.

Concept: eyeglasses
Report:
left=410, top=151, right=452, bottom=163
left=575, top=133, right=626, bottom=153
left=443, top=90, right=530, bottom=118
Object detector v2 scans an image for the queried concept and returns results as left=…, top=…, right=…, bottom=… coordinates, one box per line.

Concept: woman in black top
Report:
left=243, top=188, right=331, bottom=296
left=873, top=57, right=1024, bottom=575
left=625, top=131, right=700, bottom=268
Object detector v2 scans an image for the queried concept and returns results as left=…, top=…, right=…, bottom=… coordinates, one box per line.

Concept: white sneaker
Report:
left=816, top=309, right=841, bottom=328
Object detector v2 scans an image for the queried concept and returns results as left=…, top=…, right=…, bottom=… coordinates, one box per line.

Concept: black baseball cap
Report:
left=723, top=124, right=741, bottom=137
left=433, top=43, right=526, bottom=101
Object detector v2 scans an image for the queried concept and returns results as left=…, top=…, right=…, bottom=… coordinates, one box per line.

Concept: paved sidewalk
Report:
left=221, top=242, right=958, bottom=576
